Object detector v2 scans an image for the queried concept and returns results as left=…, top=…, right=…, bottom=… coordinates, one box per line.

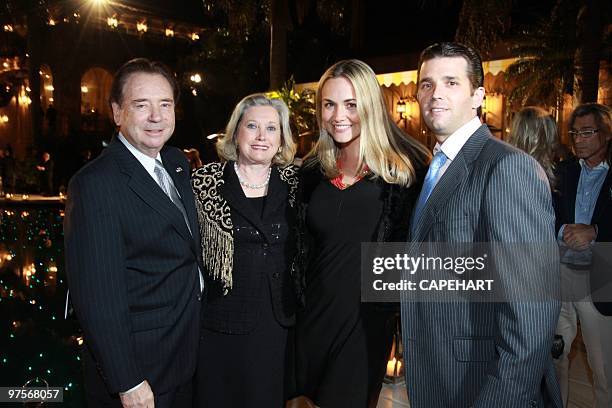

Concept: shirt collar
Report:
left=433, top=116, right=482, bottom=160
left=579, top=158, right=610, bottom=171
left=117, top=133, right=162, bottom=176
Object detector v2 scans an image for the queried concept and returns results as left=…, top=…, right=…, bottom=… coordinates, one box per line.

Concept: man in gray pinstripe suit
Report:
left=65, top=59, right=203, bottom=408
left=400, top=42, right=562, bottom=407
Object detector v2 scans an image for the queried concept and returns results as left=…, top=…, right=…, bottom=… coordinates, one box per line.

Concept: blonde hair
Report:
left=310, top=59, right=429, bottom=186
left=509, top=106, right=558, bottom=186
left=216, top=93, right=296, bottom=166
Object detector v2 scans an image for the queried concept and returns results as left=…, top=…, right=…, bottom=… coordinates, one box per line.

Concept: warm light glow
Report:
left=49, top=97, right=54, bottom=102
left=24, top=263, right=36, bottom=285
left=91, top=0, right=108, bottom=4
left=45, top=85, right=54, bottom=92
left=396, top=100, right=406, bottom=114
left=81, top=86, right=89, bottom=93
left=3, top=25, right=13, bottom=32
left=386, top=357, right=402, bottom=377
left=18, top=88, right=31, bottom=106
left=76, top=336, right=84, bottom=346
left=165, top=28, right=174, bottom=37
left=48, top=18, right=56, bottom=26
left=2, top=62, right=8, bottom=69
left=191, top=89, right=197, bottom=96
left=136, top=22, right=148, bottom=33
left=191, top=32, right=200, bottom=41
left=107, top=16, right=118, bottom=28
left=190, top=74, right=202, bottom=83
left=0, top=115, right=8, bottom=123
left=49, top=265, right=58, bottom=273
left=207, top=133, right=223, bottom=140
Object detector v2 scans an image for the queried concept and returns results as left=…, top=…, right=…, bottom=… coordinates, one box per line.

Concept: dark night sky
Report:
left=118, top=0, right=557, bottom=58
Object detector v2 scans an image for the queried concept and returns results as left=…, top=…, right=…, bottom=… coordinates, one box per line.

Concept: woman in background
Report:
left=192, top=93, right=298, bottom=407
left=508, top=106, right=559, bottom=188
left=292, top=59, right=430, bottom=407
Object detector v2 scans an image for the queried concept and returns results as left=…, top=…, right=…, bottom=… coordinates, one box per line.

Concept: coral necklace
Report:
left=330, top=160, right=370, bottom=190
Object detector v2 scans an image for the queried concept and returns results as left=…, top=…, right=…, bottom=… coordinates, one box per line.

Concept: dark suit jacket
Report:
left=64, top=138, right=203, bottom=395
left=553, top=158, right=612, bottom=315
left=401, top=125, right=562, bottom=407
left=192, top=162, right=297, bottom=333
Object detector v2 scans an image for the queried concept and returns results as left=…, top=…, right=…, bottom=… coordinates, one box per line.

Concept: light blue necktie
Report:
left=412, top=151, right=448, bottom=229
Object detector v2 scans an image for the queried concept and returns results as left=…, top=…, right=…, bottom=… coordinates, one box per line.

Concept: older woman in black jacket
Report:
left=191, top=93, right=298, bottom=407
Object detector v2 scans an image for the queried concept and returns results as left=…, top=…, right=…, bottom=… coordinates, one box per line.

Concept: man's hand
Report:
left=120, top=380, right=154, bottom=408
left=563, top=223, right=596, bottom=250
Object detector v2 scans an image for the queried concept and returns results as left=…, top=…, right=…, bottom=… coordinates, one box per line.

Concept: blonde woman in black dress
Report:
left=292, top=60, right=430, bottom=407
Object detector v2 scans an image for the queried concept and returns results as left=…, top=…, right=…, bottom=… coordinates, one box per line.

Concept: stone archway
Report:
left=80, top=67, right=113, bottom=132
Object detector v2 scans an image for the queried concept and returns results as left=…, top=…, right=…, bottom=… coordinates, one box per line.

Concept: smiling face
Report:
left=417, top=56, right=484, bottom=142
left=235, top=105, right=282, bottom=166
left=320, top=77, right=361, bottom=146
left=111, top=72, right=175, bottom=158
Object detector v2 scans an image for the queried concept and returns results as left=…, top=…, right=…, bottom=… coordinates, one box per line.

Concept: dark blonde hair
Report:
left=509, top=106, right=558, bottom=186
left=311, top=59, right=429, bottom=186
left=216, top=93, right=296, bottom=166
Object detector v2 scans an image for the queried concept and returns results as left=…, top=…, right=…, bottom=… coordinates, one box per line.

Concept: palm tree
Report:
left=207, top=0, right=350, bottom=89
left=506, top=0, right=610, bottom=108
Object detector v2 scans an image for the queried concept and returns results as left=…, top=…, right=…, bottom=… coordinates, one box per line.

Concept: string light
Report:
left=107, top=16, right=118, bottom=28
left=1, top=207, right=80, bottom=402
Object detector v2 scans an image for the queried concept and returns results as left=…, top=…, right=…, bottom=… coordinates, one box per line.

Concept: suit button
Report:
left=262, top=243, right=269, bottom=249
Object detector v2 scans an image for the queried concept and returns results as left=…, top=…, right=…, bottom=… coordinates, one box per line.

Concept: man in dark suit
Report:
left=400, top=42, right=561, bottom=407
left=65, top=59, right=203, bottom=408
left=553, top=103, right=612, bottom=407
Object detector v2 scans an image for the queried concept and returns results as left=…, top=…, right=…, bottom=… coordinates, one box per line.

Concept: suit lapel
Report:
left=566, top=161, right=580, bottom=222
left=592, top=166, right=612, bottom=223
left=161, top=148, right=200, bottom=255
left=110, top=139, right=193, bottom=243
left=221, top=162, right=271, bottom=243
left=412, top=125, right=490, bottom=241
left=262, top=167, right=287, bottom=222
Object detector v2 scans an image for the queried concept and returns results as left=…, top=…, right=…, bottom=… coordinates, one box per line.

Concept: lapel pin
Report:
left=176, top=167, right=183, bottom=173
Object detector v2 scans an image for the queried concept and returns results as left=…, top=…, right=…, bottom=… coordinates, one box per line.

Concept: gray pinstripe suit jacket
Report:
left=65, top=138, right=203, bottom=395
left=401, top=125, right=562, bottom=407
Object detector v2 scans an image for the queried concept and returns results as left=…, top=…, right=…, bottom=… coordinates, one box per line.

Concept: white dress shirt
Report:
left=433, top=116, right=483, bottom=181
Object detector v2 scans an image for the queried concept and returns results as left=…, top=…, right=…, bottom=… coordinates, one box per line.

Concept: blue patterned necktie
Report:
left=412, top=151, right=448, bottom=228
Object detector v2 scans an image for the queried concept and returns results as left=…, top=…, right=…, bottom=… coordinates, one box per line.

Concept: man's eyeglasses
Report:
left=568, top=129, right=599, bottom=139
